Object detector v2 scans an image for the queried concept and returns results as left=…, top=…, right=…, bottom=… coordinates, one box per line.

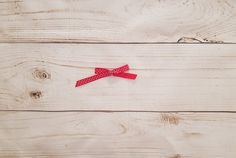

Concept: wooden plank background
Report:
left=0, top=0, right=236, bottom=43
left=0, top=0, right=236, bottom=158
left=0, top=112, right=236, bottom=158
left=1, top=44, right=236, bottom=111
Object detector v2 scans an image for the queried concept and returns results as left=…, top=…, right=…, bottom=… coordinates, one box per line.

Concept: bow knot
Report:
left=76, top=64, right=137, bottom=87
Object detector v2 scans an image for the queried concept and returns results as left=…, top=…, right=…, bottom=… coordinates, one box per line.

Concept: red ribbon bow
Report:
left=75, top=64, right=137, bottom=87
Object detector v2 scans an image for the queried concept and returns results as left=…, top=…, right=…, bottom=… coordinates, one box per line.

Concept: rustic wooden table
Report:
left=0, top=0, right=236, bottom=157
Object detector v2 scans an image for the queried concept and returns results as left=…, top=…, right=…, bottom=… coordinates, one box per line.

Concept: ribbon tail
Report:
left=113, top=72, right=137, bottom=80
left=75, top=73, right=107, bottom=87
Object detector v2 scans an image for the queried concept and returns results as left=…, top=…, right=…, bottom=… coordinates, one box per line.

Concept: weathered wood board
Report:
left=0, top=0, right=236, bottom=43
left=0, top=112, right=235, bottom=158
left=1, top=44, right=236, bottom=111
left=1, top=0, right=236, bottom=157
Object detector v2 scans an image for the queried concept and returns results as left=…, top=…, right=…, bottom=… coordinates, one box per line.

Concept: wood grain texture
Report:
left=1, top=43, right=236, bottom=111
left=1, top=0, right=236, bottom=157
left=0, top=0, right=236, bottom=43
left=0, top=112, right=235, bottom=158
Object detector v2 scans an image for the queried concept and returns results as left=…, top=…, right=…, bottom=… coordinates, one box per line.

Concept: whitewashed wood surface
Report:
left=0, top=0, right=236, bottom=158
left=1, top=44, right=236, bottom=111
left=0, top=0, right=236, bottom=43
left=0, top=112, right=236, bottom=158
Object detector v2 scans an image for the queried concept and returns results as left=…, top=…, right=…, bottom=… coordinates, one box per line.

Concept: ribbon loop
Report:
left=95, top=68, right=110, bottom=74
left=75, top=64, right=137, bottom=87
left=110, top=64, right=129, bottom=74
